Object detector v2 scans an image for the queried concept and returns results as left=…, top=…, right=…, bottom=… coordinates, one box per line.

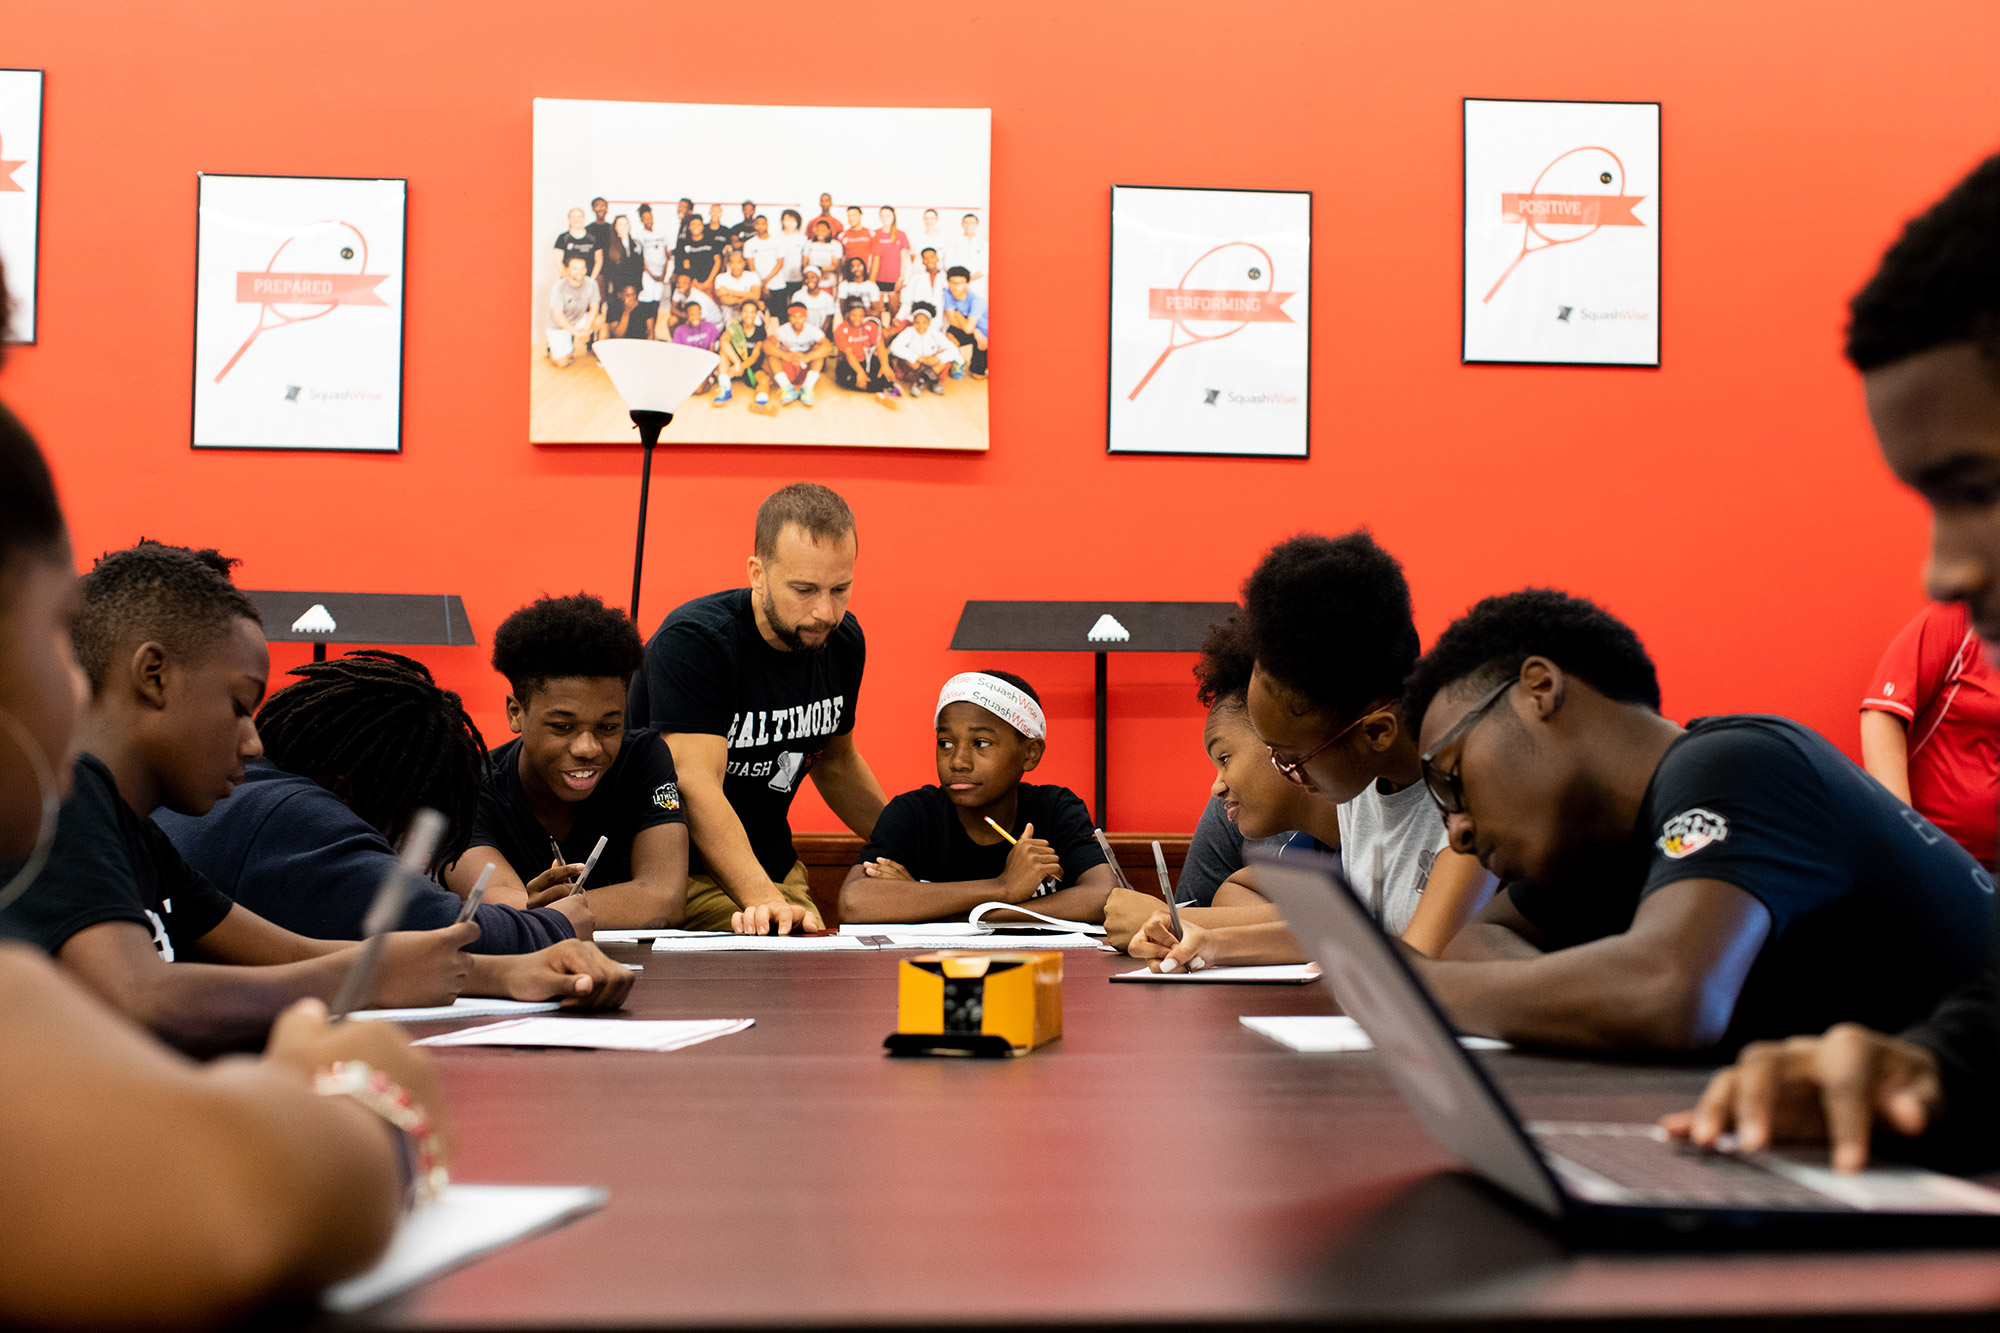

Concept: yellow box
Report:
left=888, top=951, right=1063, bottom=1057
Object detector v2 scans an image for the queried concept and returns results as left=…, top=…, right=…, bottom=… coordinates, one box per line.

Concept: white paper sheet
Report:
left=347, top=997, right=562, bottom=1023
left=322, top=1183, right=605, bottom=1312
left=861, top=931, right=1105, bottom=951
left=415, top=1018, right=753, bottom=1051
left=1110, top=963, right=1323, bottom=984
left=1241, top=1014, right=1510, bottom=1052
left=649, top=933, right=866, bottom=952
left=593, top=928, right=703, bottom=943
left=839, top=921, right=982, bottom=936
left=968, top=902, right=1106, bottom=935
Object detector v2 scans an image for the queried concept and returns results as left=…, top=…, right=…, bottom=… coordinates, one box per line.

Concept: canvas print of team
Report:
left=547, top=194, right=988, bottom=407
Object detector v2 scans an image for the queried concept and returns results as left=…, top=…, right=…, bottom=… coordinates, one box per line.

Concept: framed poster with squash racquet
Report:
left=191, top=173, right=407, bottom=451
left=1106, top=184, right=1310, bottom=458
left=1463, top=98, right=1660, bottom=366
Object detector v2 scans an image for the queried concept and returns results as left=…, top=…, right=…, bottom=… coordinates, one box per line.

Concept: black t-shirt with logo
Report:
left=553, top=228, right=598, bottom=272
left=0, top=753, right=235, bottom=959
left=1507, top=714, right=1995, bottom=1050
left=727, top=219, right=759, bottom=251
left=629, top=588, right=865, bottom=881
left=469, top=728, right=687, bottom=889
left=858, top=783, right=1106, bottom=902
left=676, top=236, right=723, bottom=283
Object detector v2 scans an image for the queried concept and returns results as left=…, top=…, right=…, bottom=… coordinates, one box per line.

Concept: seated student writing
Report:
left=840, top=671, right=1114, bottom=924
left=1407, top=589, right=1993, bottom=1054
left=0, top=541, right=632, bottom=1055
left=445, top=594, right=690, bottom=929
left=1126, top=535, right=1496, bottom=970
left=159, top=649, right=587, bottom=951
left=0, top=400, right=441, bottom=1326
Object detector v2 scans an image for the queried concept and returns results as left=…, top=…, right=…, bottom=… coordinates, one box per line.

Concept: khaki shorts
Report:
left=681, top=860, right=818, bottom=931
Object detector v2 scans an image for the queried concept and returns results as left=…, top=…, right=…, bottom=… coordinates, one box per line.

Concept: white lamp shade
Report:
left=591, top=340, right=722, bottom=414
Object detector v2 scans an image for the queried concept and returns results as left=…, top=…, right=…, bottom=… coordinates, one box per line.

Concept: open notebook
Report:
left=322, top=1184, right=605, bottom=1312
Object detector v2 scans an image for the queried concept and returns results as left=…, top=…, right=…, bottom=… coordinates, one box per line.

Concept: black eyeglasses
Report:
left=1267, top=703, right=1395, bottom=788
left=1418, top=679, right=1514, bottom=815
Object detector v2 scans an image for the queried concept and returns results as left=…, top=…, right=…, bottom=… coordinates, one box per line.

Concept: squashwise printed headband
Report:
left=936, top=672, right=1046, bottom=740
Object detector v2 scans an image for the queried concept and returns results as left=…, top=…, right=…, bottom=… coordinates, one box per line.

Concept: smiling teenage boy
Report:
left=0, top=542, right=631, bottom=1054
left=446, top=594, right=689, bottom=929
left=840, top=671, right=1113, bottom=924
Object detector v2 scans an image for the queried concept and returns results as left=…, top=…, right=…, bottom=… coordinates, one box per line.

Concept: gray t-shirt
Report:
left=549, top=275, right=600, bottom=327
left=1180, top=793, right=1292, bottom=907
left=1337, top=778, right=1449, bottom=935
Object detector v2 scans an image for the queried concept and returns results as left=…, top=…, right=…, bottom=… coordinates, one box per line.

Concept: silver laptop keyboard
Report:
left=1531, top=1123, right=1844, bottom=1210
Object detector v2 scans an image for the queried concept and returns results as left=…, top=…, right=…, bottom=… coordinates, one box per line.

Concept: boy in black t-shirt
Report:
left=840, top=671, right=1112, bottom=924
left=1402, top=590, right=1994, bottom=1056
left=446, top=594, right=690, bottom=929
left=2, top=542, right=632, bottom=1054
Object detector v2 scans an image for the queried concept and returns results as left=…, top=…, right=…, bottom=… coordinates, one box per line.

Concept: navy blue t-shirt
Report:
left=157, top=759, right=574, bottom=954
left=1507, top=715, right=1995, bottom=1049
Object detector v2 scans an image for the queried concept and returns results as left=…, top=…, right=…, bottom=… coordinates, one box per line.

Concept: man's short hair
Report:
left=753, top=214, right=767, bottom=225
left=1242, top=531, right=1419, bottom=722
left=924, top=208, right=939, bottom=218
left=492, top=593, right=643, bottom=700
left=590, top=196, right=607, bottom=207
left=1403, top=588, right=1662, bottom=728
left=1846, top=151, right=2000, bottom=374
left=847, top=205, right=863, bottom=216
left=946, top=266, right=970, bottom=281
left=75, top=540, right=263, bottom=693
left=910, top=301, right=936, bottom=318
left=787, top=300, right=807, bottom=312
left=639, top=203, right=653, bottom=214
left=842, top=299, right=864, bottom=313
left=742, top=198, right=755, bottom=209
left=679, top=196, right=694, bottom=207
left=963, top=213, right=979, bottom=223
left=1193, top=609, right=1255, bottom=710
left=565, top=254, right=587, bottom=268
left=754, top=484, right=856, bottom=560
left=920, top=247, right=938, bottom=258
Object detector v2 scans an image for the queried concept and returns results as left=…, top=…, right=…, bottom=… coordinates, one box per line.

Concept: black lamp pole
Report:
left=628, top=409, right=674, bottom=626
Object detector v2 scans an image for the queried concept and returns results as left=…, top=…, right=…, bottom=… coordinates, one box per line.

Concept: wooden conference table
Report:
left=322, top=946, right=2000, bottom=1330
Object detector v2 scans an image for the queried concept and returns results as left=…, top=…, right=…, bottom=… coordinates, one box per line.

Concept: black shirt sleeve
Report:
left=2, top=760, right=160, bottom=953
left=140, top=821, right=235, bottom=944
left=857, top=791, right=934, bottom=872
left=626, top=731, right=689, bottom=832
left=1638, top=725, right=1854, bottom=934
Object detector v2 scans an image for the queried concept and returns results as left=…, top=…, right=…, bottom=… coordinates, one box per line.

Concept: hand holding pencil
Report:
left=985, top=818, right=1063, bottom=901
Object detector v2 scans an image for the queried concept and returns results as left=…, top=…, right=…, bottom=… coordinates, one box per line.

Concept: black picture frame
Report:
left=1105, top=183, right=1313, bottom=459
left=190, top=172, right=409, bottom=453
left=1460, top=96, right=1661, bottom=369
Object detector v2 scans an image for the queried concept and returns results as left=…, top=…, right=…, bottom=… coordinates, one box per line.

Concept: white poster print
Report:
left=0, top=70, right=43, bottom=343
left=192, top=174, right=406, bottom=451
left=1108, top=186, right=1310, bottom=457
left=1462, top=99, right=1659, bottom=366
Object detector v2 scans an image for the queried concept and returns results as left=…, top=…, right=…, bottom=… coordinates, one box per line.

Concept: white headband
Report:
left=936, top=672, right=1046, bottom=740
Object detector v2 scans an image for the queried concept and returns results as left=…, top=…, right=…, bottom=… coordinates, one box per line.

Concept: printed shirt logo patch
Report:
left=1657, top=808, right=1728, bottom=859
left=653, top=781, right=680, bottom=812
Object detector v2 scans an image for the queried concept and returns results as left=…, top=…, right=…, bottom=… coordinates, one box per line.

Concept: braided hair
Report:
left=257, top=650, right=487, bottom=868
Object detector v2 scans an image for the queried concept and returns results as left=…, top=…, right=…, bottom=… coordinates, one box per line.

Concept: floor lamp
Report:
left=591, top=340, right=723, bottom=627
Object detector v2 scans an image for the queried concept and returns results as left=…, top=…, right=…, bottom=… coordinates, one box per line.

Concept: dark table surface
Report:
left=331, top=946, right=2000, bottom=1330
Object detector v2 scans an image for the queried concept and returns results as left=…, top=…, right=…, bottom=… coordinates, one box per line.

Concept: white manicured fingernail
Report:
left=1190, top=957, right=1207, bottom=971
left=1160, top=957, right=1178, bottom=973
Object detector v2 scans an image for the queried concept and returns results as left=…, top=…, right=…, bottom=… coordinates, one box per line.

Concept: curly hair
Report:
left=74, top=540, right=262, bottom=693
left=491, top=593, right=644, bottom=701
left=257, top=650, right=487, bottom=869
left=1241, top=531, right=1420, bottom=720
left=1847, top=150, right=2000, bottom=373
left=1193, top=609, right=1255, bottom=711
left=1402, top=589, right=1661, bottom=729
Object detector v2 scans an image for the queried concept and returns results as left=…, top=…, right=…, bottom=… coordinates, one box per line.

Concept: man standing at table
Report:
left=629, top=484, right=887, bottom=934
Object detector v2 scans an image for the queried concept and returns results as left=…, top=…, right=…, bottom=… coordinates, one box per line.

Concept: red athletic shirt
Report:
left=841, top=226, right=875, bottom=263
left=1862, top=601, right=2000, bottom=865
left=833, top=321, right=880, bottom=358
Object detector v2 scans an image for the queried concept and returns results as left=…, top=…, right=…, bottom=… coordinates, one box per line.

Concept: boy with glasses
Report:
left=1401, top=588, right=1992, bottom=1056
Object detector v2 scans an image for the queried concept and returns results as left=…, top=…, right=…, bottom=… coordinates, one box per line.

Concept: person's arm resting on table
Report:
left=1423, top=878, right=1771, bottom=1051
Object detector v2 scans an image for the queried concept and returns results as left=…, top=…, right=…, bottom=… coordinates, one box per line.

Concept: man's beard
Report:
left=764, top=591, right=831, bottom=653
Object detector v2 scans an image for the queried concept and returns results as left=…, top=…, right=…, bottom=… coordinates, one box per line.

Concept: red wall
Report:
left=4, top=1, right=1997, bottom=833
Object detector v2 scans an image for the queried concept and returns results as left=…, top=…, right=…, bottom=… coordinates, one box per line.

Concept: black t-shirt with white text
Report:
left=858, top=783, right=1106, bottom=902
left=629, top=589, right=864, bottom=880
left=1507, top=715, right=1995, bottom=1050
left=470, top=728, right=687, bottom=890
left=676, top=237, right=722, bottom=283
left=553, top=228, right=598, bottom=272
left=0, top=753, right=236, bottom=959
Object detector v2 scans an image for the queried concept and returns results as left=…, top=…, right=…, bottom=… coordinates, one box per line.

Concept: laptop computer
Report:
left=1249, top=846, right=2000, bottom=1241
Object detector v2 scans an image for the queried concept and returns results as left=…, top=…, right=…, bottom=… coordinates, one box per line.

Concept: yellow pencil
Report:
left=986, top=817, right=1060, bottom=894
left=983, top=816, right=1018, bottom=844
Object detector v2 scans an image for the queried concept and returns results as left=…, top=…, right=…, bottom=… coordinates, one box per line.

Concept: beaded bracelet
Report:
left=314, top=1060, right=448, bottom=1209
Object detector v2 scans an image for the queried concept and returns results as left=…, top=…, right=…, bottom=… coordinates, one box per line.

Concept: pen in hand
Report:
left=456, top=863, right=494, bottom=925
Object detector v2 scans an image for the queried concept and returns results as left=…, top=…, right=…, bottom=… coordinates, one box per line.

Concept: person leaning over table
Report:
left=627, top=483, right=888, bottom=935
left=0, top=358, right=443, bottom=1325
left=1665, top=150, right=2000, bottom=1173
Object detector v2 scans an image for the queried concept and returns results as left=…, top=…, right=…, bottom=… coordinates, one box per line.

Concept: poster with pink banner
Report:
left=192, top=173, right=406, bottom=451
left=1107, top=185, right=1311, bottom=457
left=1462, top=98, right=1660, bottom=367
